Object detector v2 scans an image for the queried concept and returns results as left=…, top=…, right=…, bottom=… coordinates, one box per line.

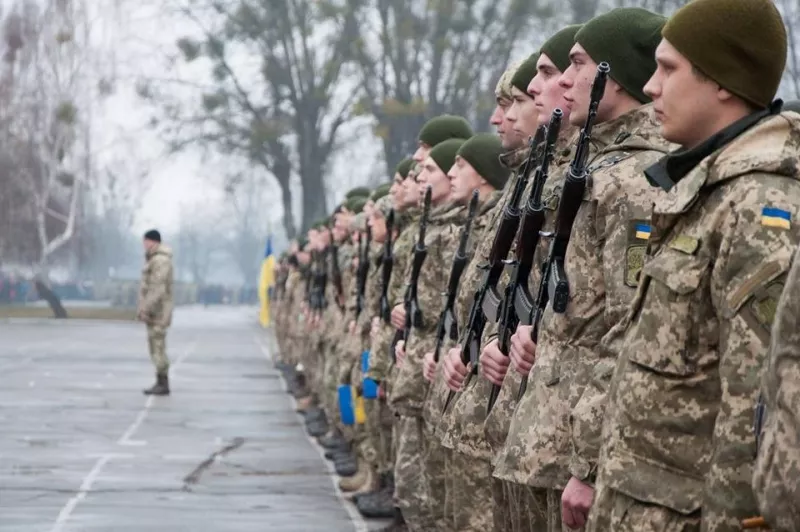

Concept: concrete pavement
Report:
left=0, top=306, right=377, bottom=532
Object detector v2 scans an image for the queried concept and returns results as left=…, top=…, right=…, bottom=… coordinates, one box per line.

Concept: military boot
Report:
left=375, top=507, right=406, bottom=530
left=339, top=460, right=374, bottom=492
left=319, top=430, right=347, bottom=449
left=334, top=455, right=358, bottom=477
left=143, top=374, right=170, bottom=396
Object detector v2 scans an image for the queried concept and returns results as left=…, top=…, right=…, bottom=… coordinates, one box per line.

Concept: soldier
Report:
left=436, top=51, right=539, bottom=532
left=587, top=1, right=800, bottom=530
left=137, top=229, right=174, bottom=396
left=753, top=246, right=800, bottom=532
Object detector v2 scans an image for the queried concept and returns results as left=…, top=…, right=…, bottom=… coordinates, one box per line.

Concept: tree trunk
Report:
left=34, top=279, right=68, bottom=319
left=299, top=156, right=328, bottom=232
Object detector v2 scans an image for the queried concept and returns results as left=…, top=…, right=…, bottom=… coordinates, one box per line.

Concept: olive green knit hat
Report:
left=662, top=0, right=786, bottom=109
left=575, top=8, right=666, bottom=103
left=396, top=157, right=414, bottom=178
left=541, top=25, right=583, bottom=73
left=346, top=186, right=371, bottom=199
left=457, top=133, right=511, bottom=190
left=370, top=182, right=392, bottom=201
left=345, top=195, right=367, bottom=214
left=429, top=138, right=467, bottom=175
left=417, top=115, right=473, bottom=147
left=510, top=52, right=539, bottom=94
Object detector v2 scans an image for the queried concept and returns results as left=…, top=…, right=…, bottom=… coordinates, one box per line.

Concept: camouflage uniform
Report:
left=589, top=108, right=800, bottom=531
left=138, top=244, right=174, bottom=374
left=389, top=203, right=464, bottom=531
left=753, top=245, right=800, bottom=532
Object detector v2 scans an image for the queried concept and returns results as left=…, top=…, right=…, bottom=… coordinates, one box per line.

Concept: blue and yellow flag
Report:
left=258, top=237, right=276, bottom=327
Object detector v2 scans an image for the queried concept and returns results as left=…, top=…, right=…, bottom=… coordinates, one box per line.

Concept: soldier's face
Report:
left=560, top=43, right=619, bottom=127
left=402, top=176, right=420, bottom=208
left=530, top=53, right=571, bottom=127
left=417, top=157, right=451, bottom=205
left=448, top=156, right=483, bottom=205
left=143, top=239, right=156, bottom=253
left=390, top=173, right=404, bottom=206
left=368, top=212, right=388, bottom=243
left=413, top=142, right=432, bottom=163
left=506, top=87, right=539, bottom=140
left=298, top=251, right=310, bottom=265
left=644, top=39, right=723, bottom=149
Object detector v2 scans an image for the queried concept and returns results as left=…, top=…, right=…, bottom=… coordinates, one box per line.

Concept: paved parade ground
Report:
left=0, top=307, right=371, bottom=532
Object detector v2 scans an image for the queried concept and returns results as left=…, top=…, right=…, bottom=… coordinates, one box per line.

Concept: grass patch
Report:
left=0, top=306, right=137, bottom=320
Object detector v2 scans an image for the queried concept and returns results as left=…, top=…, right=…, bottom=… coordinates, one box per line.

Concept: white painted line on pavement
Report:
left=117, top=343, right=196, bottom=446
left=50, top=454, right=114, bottom=532
left=255, top=333, right=369, bottom=532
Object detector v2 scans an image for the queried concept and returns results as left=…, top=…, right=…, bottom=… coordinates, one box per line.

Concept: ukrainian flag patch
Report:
left=761, top=207, right=792, bottom=230
left=635, top=223, right=652, bottom=240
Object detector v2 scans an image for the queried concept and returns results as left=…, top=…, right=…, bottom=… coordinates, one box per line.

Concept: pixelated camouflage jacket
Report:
left=421, top=190, right=503, bottom=432
left=138, top=244, right=174, bottom=328
left=493, top=104, right=674, bottom=488
left=753, top=245, right=800, bottom=532
left=388, top=202, right=465, bottom=417
left=596, top=106, right=800, bottom=528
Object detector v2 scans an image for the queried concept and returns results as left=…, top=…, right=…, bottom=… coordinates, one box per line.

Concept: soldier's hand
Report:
left=370, top=317, right=381, bottom=340
left=423, top=351, right=436, bottom=382
left=348, top=320, right=356, bottom=335
left=480, top=339, right=509, bottom=386
left=510, top=325, right=536, bottom=376
left=390, top=304, right=406, bottom=330
left=378, top=383, right=385, bottom=399
left=443, top=347, right=468, bottom=391
left=561, top=476, right=595, bottom=529
left=395, top=340, right=406, bottom=365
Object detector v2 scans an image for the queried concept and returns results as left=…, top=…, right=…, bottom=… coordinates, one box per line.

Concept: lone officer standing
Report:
left=138, top=229, right=174, bottom=396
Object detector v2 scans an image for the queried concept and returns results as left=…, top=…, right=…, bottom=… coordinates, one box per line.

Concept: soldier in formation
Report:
left=273, top=0, right=800, bottom=530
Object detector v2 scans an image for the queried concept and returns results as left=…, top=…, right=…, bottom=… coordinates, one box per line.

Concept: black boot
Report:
left=143, top=373, right=170, bottom=396
left=375, top=507, right=405, bottom=530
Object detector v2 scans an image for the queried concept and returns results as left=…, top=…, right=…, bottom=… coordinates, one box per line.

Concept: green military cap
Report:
left=575, top=8, right=665, bottom=104
left=311, top=218, right=329, bottom=230
left=510, top=52, right=539, bottom=94
left=370, top=182, right=392, bottom=202
left=663, top=0, right=786, bottom=109
left=396, top=158, right=414, bottom=179
left=345, top=195, right=368, bottom=213
left=540, top=25, right=583, bottom=72
left=418, top=115, right=473, bottom=147
left=346, top=186, right=371, bottom=199
left=457, top=133, right=511, bottom=190
left=429, top=138, right=466, bottom=174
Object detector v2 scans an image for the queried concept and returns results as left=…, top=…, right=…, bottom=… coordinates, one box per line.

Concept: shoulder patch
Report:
left=667, top=234, right=700, bottom=255
left=625, top=220, right=651, bottom=287
left=741, top=279, right=785, bottom=345
left=761, top=206, right=791, bottom=230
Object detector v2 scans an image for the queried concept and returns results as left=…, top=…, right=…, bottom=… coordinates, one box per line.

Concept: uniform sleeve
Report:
left=752, top=247, right=800, bottom=531
left=704, top=183, right=799, bottom=531
left=140, top=256, right=172, bottom=316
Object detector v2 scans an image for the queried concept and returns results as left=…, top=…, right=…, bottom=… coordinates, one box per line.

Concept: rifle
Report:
left=433, top=190, right=480, bottom=364
left=517, top=62, right=610, bottom=401
left=379, top=209, right=396, bottom=323
left=441, top=130, right=544, bottom=415
left=486, top=109, right=562, bottom=413
left=391, top=186, right=433, bottom=363
left=355, top=224, right=372, bottom=321
left=330, top=241, right=345, bottom=311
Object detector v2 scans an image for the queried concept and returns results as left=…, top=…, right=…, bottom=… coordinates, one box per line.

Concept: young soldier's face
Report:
left=560, top=43, right=620, bottom=127
left=417, top=156, right=451, bottom=205
left=529, top=53, right=571, bottom=127
left=413, top=142, right=432, bottom=163
left=402, top=174, right=420, bottom=208
left=390, top=172, right=405, bottom=206
left=506, top=87, right=540, bottom=140
left=448, top=155, right=484, bottom=205
left=367, top=211, right=388, bottom=244
left=644, top=39, right=722, bottom=149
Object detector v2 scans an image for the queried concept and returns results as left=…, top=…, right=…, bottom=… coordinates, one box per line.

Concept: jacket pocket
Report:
left=627, top=250, right=711, bottom=377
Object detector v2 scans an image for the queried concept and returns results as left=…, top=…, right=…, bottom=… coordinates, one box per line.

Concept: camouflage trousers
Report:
left=444, top=451, right=493, bottom=531
left=502, top=480, right=566, bottom=532
left=421, top=423, right=447, bottom=530
left=146, top=324, right=169, bottom=374
left=587, top=483, right=700, bottom=532
left=393, top=415, right=433, bottom=531
left=364, top=398, right=394, bottom=473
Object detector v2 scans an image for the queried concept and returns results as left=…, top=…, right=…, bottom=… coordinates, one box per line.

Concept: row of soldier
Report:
left=274, top=1, right=800, bottom=530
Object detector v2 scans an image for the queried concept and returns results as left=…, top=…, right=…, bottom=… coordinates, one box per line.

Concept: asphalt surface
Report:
left=0, top=306, right=377, bottom=532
